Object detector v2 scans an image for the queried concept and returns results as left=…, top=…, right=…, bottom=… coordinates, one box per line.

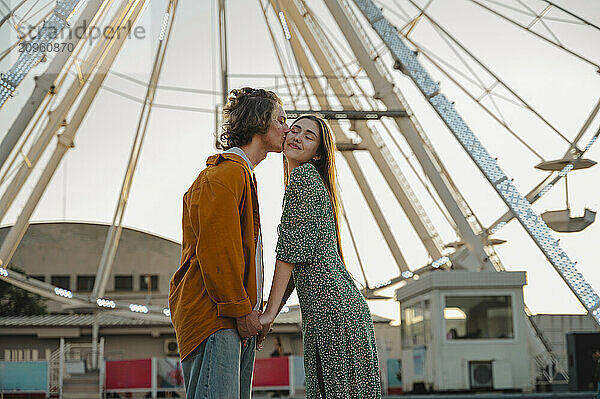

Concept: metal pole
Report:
left=99, top=337, right=105, bottom=399
left=0, top=0, right=27, bottom=30
left=488, top=97, right=600, bottom=232
left=280, top=0, right=444, bottom=260
left=59, top=338, right=65, bottom=399
left=289, top=356, right=295, bottom=396
left=151, top=357, right=157, bottom=399
left=218, top=0, right=228, bottom=105
left=271, top=0, right=411, bottom=270
left=92, top=312, right=99, bottom=369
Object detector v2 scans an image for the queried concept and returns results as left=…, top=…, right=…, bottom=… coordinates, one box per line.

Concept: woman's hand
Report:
left=256, top=312, right=275, bottom=350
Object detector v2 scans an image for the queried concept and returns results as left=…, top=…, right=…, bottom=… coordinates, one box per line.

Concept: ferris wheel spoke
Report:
left=379, top=3, right=576, bottom=157
left=390, top=0, right=413, bottom=21
left=392, top=33, right=547, bottom=161
left=0, top=0, right=83, bottom=109
left=543, top=0, right=600, bottom=31
left=469, top=0, right=600, bottom=70
left=406, top=0, right=580, bottom=149
left=15, top=0, right=48, bottom=29
left=351, top=0, right=600, bottom=325
left=0, top=8, right=54, bottom=63
left=487, top=96, right=600, bottom=233
left=258, top=0, right=298, bottom=108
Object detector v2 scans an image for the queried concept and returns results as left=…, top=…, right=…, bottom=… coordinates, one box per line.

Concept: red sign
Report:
left=252, top=357, right=290, bottom=387
left=105, top=359, right=152, bottom=389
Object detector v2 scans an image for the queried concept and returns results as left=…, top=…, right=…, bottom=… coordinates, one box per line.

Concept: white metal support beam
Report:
left=93, top=0, right=179, bottom=299
left=323, top=0, right=495, bottom=272
left=272, top=0, right=410, bottom=271
left=488, top=97, right=600, bottom=234
left=281, top=0, right=445, bottom=261
left=218, top=0, right=228, bottom=106
left=0, top=0, right=136, bottom=224
left=0, top=0, right=148, bottom=275
left=0, top=0, right=83, bottom=108
left=350, top=0, right=600, bottom=326
left=0, top=0, right=110, bottom=171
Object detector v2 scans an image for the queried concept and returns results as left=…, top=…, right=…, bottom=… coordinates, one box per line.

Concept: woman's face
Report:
left=284, top=118, right=322, bottom=165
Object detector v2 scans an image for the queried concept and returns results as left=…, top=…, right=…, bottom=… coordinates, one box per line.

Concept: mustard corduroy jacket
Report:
left=169, top=153, right=260, bottom=360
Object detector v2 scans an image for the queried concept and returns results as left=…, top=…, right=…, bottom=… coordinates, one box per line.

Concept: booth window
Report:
left=401, top=299, right=431, bottom=348
left=444, top=295, right=513, bottom=340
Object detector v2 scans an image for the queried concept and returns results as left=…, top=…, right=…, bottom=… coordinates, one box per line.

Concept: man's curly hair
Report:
left=216, top=87, right=283, bottom=150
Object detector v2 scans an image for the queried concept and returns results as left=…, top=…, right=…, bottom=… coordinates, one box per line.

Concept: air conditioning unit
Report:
left=469, top=361, right=493, bottom=390
left=164, top=339, right=179, bottom=356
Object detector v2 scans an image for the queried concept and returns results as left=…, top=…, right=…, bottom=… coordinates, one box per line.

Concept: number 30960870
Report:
left=19, top=42, right=74, bottom=53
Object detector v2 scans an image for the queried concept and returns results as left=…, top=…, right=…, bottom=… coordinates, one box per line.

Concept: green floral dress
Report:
left=276, top=163, right=381, bottom=398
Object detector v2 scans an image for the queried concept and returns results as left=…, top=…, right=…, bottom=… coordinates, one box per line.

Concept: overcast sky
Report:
left=1, top=0, right=599, bottom=321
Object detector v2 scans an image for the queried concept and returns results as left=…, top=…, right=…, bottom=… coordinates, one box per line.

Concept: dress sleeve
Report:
left=276, top=164, right=322, bottom=265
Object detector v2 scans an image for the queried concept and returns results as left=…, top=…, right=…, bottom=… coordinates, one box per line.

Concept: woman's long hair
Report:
left=283, top=115, right=345, bottom=264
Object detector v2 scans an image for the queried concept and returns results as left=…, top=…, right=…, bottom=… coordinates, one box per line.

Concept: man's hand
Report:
left=256, top=312, right=275, bottom=351
left=235, top=310, right=262, bottom=339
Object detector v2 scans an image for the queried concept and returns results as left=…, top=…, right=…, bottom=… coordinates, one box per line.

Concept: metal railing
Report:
left=48, top=338, right=105, bottom=398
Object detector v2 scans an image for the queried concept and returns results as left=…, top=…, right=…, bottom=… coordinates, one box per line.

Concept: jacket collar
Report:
left=223, top=147, right=254, bottom=171
left=206, top=153, right=253, bottom=175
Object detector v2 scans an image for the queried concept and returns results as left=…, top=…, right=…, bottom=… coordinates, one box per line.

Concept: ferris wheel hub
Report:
left=446, top=238, right=507, bottom=249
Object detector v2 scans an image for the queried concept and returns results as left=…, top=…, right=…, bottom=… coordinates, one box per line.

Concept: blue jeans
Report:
left=597, top=381, right=600, bottom=399
left=181, top=329, right=256, bottom=399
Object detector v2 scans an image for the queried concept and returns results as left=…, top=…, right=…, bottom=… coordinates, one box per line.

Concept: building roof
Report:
left=274, top=305, right=391, bottom=325
left=0, top=306, right=391, bottom=328
left=0, top=313, right=172, bottom=327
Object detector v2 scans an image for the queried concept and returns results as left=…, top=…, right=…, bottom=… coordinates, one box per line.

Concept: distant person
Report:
left=257, top=115, right=381, bottom=398
left=169, top=87, right=290, bottom=399
left=446, top=328, right=457, bottom=340
left=271, top=336, right=285, bottom=358
left=592, top=349, right=600, bottom=398
left=270, top=337, right=287, bottom=397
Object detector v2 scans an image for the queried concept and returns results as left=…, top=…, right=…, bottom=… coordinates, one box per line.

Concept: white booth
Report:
left=395, top=270, right=532, bottom=393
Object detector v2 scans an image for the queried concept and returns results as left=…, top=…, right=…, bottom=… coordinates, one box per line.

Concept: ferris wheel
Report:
left=0, top=0, right=598, bottom=382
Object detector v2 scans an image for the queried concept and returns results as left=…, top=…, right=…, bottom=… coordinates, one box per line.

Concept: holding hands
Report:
left=256, top=261, right=296, bottom=351
left=235, top=309, right=263, bottom=339
left=256, top=312, right=275, bottom=350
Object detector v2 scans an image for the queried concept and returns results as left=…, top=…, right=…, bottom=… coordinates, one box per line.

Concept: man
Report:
left=169, top=87, right=289, bottom=399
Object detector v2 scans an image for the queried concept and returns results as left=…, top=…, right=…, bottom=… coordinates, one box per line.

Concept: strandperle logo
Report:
left=16, top=19, right=147, bottom=46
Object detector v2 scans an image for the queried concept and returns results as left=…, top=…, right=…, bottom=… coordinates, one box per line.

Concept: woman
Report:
left=259, top=115, right=381, bottom=398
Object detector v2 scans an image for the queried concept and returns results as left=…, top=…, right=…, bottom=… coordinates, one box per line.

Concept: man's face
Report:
left=262, top=104, right=290, bottom=153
